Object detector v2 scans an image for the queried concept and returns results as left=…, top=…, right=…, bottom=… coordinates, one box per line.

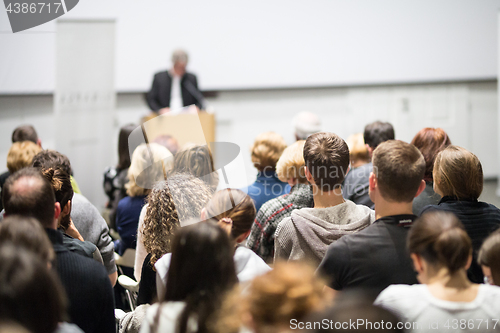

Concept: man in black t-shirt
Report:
left=318, top=140, right=426, bottom=295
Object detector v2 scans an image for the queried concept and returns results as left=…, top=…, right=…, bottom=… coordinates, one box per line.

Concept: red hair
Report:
left=411, top=128, right=451, bottom=182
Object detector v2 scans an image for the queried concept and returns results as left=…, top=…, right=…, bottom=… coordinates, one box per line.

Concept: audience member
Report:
left=247, top=140, right=314, bottom=262
left=0, top=244, right=68, bottom=333
left=0, top=216, right=55, bottom=267
left=136, top=173, right=212, bottom=304
left=41, top=167, right=102, bottom=263
left=2, top=168, right=115, bottom=333
left=115, top=143, right=173, bottom=256
left=140, top=222, right=237, bottom=333
left=244, top=262, right=329, bottom=333
left=421, top=145, right=500, bottom=283
left=410, top=127, right=451, bottom=215
left=155, top=189, right=271, bottom=296
left=375, top=211, right=500, bottom=331
left=103, top=123, right=137, bottom=229
left=342, top=133, right=372, bottom=207
left=153, top=134, right=180, bottom=156
left=342, top=121, right=395, bottom=208
left=318, top=140, right=425, bottom=294
left=478, top=229, right=500, bottom=286
left=304, top=292, right=402, bottom=332
left=292, top=111, right=321, bottom=141
left=245, top=132, right=288, bottom=212
left=32, top=149, right=118, bottom=285
left=170, top=144, right=219, bottom=191
left=274, top=132, right=374, bottom=266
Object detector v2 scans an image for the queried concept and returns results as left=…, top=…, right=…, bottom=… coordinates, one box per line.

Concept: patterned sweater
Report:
left=247, top=183, right=314, bottom=263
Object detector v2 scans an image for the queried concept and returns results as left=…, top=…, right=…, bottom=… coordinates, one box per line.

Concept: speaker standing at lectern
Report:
left=146, top=49, right=205, bottom=114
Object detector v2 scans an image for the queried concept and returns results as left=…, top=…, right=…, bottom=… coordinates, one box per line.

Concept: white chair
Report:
left=115, top=249, right=138, bottom=311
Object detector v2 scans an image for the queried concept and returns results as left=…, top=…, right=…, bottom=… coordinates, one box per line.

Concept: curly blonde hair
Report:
left=251, top=132, right=287, bottom=172
left=141, top=173, right=212, bottom=266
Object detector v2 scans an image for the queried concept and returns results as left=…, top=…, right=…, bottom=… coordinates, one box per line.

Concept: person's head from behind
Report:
left=6, top=141, right=42, bottom=174
left=370, top=140, right=425, bottom=204
left=11, top=125, right=40, bottom=146
left=478, top=229, right=500, bottom=286
left=251, top=132, right=287, bottom=173
left=0, top=244, right=66, bottom=333
left=245, top=262, right=328, bottom=333
left=276, top=140, right=308, bottom=187
left=32, top=150, right=73, bottom=177
left=303, top=132, right=349, bottom=193
left=126, top=143, right=173, bottom=197
left=363, top=121, right=395, bottom=157
left=292, top=111, right=321, bottom=141
left=304, top=291, right=402, bottom=333
left=433, top=145, right=483, bottom=200
left=117, top=123, right=137, bottom=170
left=411, top=127, right=451, bottom=183
left=408, top=211, right=472, bottom=284
left=163, top=222, right=237, bottom=333
left=171, top=145, right=218, bottom=190
left=153, top=134, right=180, bottom=156
left=346, top=133, right=370, bottom=168
left=202, top=188, right=256, bottom=244
left=172, top=49, right=188, bottom=77
left=2, top=168, right=58, bottom=229
left=142, top=173, right=212, bottom=266
left=40, top=168, right=73, bottom=231
left=0, top=216, right=55, bottom=268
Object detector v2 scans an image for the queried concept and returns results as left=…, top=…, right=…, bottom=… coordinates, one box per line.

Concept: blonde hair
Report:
left=346, top=133, right=369, bottom=164
left=246, top=262, right=328, bottom=330
left=276, top=140, right=307, bottom=183
left=126, top=143, right=174, bottom=197
left=433, top=145, right=483, bottom=200
left=251, top=132, right=287, bottom=172
left=7, top=141, right=41, bottom=173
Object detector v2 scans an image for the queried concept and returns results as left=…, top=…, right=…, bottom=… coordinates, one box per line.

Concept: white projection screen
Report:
left=1, top=0, right=499, bottom=94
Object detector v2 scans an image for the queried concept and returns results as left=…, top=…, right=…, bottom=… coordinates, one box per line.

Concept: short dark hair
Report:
left=372, top=140, right=425, bottom=203
left=303, top=132, right=349, bottom=191
left=32, top=150, right=73, bottom=176
left=2, top=168, right=56, bottom=228
left=12, top=125, right=38, bottom=144
left=363, top=121, right=395, bottom=149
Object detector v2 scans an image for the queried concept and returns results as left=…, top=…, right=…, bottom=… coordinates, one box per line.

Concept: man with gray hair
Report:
left=146, top=49, right=205, bottom=113
left=292, top=111, right=321, bottom=141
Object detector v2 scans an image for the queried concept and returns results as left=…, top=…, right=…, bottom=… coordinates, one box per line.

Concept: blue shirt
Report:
left=114, top=195, right=147, bottom=255
left=244, top=170, right=289, bottom=212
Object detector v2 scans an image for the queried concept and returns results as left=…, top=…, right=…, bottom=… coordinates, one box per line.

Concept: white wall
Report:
left=0, top=81, right=497, bottom=209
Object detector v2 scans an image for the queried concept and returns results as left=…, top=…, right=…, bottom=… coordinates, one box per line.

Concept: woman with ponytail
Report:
left=154, top=189, right=270, bottom=296
left=375, top=211, right=500, bottom=330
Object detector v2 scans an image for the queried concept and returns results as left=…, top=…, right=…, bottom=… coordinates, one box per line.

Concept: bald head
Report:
left=2, top=168, right=56, bottom=228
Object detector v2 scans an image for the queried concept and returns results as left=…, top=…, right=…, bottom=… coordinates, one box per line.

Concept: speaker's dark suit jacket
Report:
left=146, top=71, right=204, bottom=111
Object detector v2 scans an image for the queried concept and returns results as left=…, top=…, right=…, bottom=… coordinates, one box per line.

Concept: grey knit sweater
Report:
left=274, top=200, right=375, bottom=267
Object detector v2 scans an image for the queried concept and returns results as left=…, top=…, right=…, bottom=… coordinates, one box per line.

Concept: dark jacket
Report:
left=146, top=71, right=204, bottom=111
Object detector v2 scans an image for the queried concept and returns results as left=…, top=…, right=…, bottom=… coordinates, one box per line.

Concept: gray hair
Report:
left=172, top=49, right=188, bottom=64
left=292, top=111, right=321, bottom=140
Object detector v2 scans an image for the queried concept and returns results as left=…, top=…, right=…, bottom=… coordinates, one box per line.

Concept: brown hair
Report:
left=2, top=168, right=56, bottom=228
left=246, top=262, right=328, bottom=330
left=6, top=141, right=42, bottom=174
left=303, top=132, right=349, bottom=191
left=409, top=211, right=472, bottom=274
left=32, top=150, right=73, bottom=177
left=346, top=133, right=369, bottom=165
left=0, top=216, right=55, bottom=265
left=204, top=189, right=256, bottom=241
left=363, top=121, right=395, bottom=149
left=276, top=140, right=308, bottom=184
left=171, top=145, right=219, bottom=191
left=478, top=229, right=500, bottom=286
left=433, top=145, right=483, bottom=200
left=117, top=123, right=137, bottom=170
left=141, top=173, right=212, bottom=267
left=411, top=128, right=451, bottom=182
left=12, top=125, right=38, bottom=144
left=372, top=140, right=425, bottom=202
left=251, top=132, right=287, bottom=172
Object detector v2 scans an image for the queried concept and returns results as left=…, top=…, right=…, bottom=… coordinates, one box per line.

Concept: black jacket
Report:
left=146, top=71, right=204, bottom=111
